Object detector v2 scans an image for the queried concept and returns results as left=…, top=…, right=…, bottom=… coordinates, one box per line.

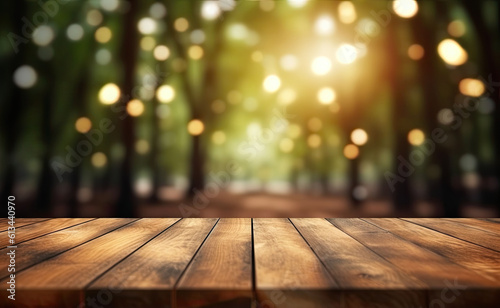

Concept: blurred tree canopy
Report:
left=0, top=0, right=499, bottom=217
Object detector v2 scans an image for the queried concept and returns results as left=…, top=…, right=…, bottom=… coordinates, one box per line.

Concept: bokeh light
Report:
left=190, top=30, right=206, bottom=44
left=86, top=9, right=103, bottom=26
left=100, top=0, right=119, bottom=11
left=67, top=24, right=84, bottom=41
left=308, top=118, right=323, bottom=132
left=408, top=44, right=424, bottom=60
left=336, top=44, right=358, bottom=64
left=263, top=75, right=281, bottom=93
left=448, top=20, right=466, bottom=38
left=150, top=2, right=167, bottom=19
left=307, top=134, right=322, bottom=148
left=459, top=154, right=477, bottom=172
left=280, top=54, right=298, bottom=71
left=260, top=0, right=275, bottom=12
left=91, top=152, right=107, bottom=168
left=135, top=139, right=150, bottom=154
left=187, top=119, right=205, bottom=136
left=311, top=56, right=332, bottom=75
left=277, top=88, right=297, bottom=105
left=98, top=83, right=121, bottom=105
left=201, top=1, right=221, bottom=20
left=344, top=144, right=359, bottom=160
left=156, top=85, right=175, bottom=103
left=315, top=15, right=335, bottom=36
left=212, top=131, right=226, bottom=145
left=140, top=37, right=156, bottom=51
left=350, top=129, right=368, bottom=146
left=153, top=45, right=170, bottom=61
left=138, top=17, right=157, bottom=35
left=459, top=78, right=485, bottom=97
left=288, top=0, right=308, bottom=8
left=227, top=23, right=249, bottom=40
left=437, top=39, right=468, bottom=66
left=95, top=27, right=112, bottom=43
left=462, top=172, right=480, bottom=189
left=352, top=185, right=368, bottom=201
left=317, top=87, right=336, bottom=105
left=174, top=18, right=189, bottom=32
left=287, top=124, right=302, bottom=139
left=408, top=129, right=425, bottom=146
left=95, top=49, right=112, bottom=65
left=126, top=99, right=145, bottom=117
left=437, top=108, right=454, bottom=125
left=280, top=138, right=295, bottom=153
left=211, top=100, right=226, bottom=113
left=338, top=1, right=357, bottom=24
left=13, top=65, right=37, bottom=89
left=188, top=45, right=204, bottom=60
left=33, top=26, right=55, bottom=46
left=75, top=117, right=92, bottom=133
left=393, top=0, right=418, bottom=18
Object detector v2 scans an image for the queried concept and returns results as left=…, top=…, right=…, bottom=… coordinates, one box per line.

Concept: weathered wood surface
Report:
left=0, top=218, right=499, bottom=308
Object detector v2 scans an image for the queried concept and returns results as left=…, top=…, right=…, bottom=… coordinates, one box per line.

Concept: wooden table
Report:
left=1, top=218, right=499, bottom=308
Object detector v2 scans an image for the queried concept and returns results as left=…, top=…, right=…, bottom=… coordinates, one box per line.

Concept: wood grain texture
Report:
left=0, top=218, right=137, bottom=279
left=88, top=218, right=218, bottom=308
left=0, top=218, right=498, bottom=308
left=404, top=218, right=500, bottom=252
left=254, top=218, right=339, bottom=308
left=444, top=218, right=500, bottom=234
left=484, top=218, right=500, bottom=223
left=330, top=219, right=500, bottom=308
left=291, top=218, right=426, bottom=308
left=0, top=218, right=51, bottom=232
left=0, top=218, right=95, bottom=248
left=328, top=219, right=497, bottom=288
left=364, top=218, right=500, bottom=283
left=0, top=218, right=178, bottom=308
left=176, top=218, right=253, bottom=308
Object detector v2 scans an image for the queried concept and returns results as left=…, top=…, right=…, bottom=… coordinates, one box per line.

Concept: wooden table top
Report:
left=1, top=218, right=499, bottom=308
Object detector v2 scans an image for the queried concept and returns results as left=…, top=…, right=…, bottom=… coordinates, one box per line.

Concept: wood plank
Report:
left=176, top=218, right=253, bottom=308
left=290, top=218, right=426, bottom=308
left=88, top=218, right=217, bottom=308
left=364, top=218, right=500, bottom=308
left=0, top=218, right=51, bottom=231
left=0, top=218, right=179, bottom=308
left=484, top=218, right=500, bottom=223
left=328, top=219, right=497, bottom=288
left=444, top=218, right=500, bottom=234
left=404, top=218, right=500, bottom=252
left=0, top=218, right=95, bottom=248
left=253, top=218, right=339, bottom=308
left=0, top=218, right=137, bottom=279
left=364, top=218, right=500, bottom=283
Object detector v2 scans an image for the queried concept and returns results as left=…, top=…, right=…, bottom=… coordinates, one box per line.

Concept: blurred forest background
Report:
left=1, top=0, right=499, bottom=218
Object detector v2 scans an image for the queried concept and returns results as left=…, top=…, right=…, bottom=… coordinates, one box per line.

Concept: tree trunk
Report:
left=187, top=134, right=205, bottom=197
left=463, top=0, right=500, bottom=212
left=387, top=22, right=413, bottom=212
left=412, top=4, right=460, bottom=217
left=115, top=0, right=139, bottom=217
left=148, top=95, right=161, bottom=203
left=0, top=0, right=26, bottom=203
left=348, top=156, right=361, bottom=205
left=35, top=65, right=56, bottom=214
